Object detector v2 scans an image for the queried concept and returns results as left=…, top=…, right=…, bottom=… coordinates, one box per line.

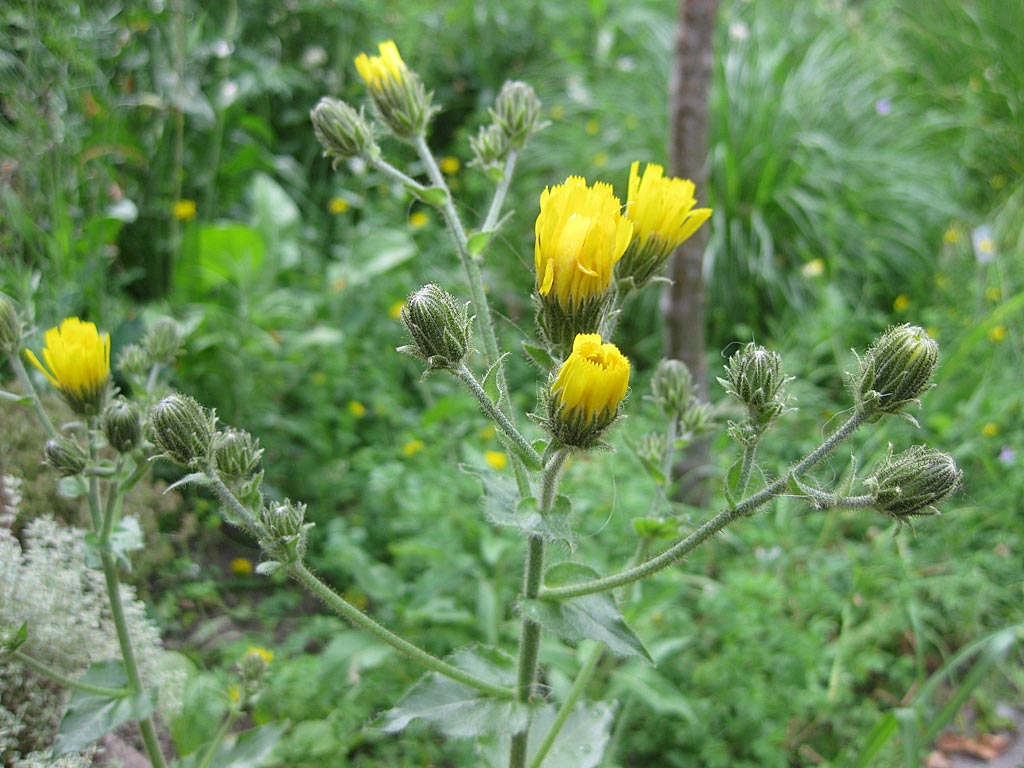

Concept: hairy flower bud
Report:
left=650, top=359, right=696, bottom=419
left=258, top=499, right=313, bottom=567
left=44, top=437, right=87, bottom=477
left=491, top=80, right=544, bottom=149
left=103, top=397, right=143, bottom=454
left=398, top=284, right=474, bottom=372
left=149, top=394, right=216, bottom=468
left=213, top=428, right=263, bottom=484
left=311, top=97, right=377, bottom=166
left=354, top=40, right=436, bottom=139
left=470, top=123, right=511, bottom=175
left=718, top=343, right=790, bottom=430
left=854, top=324, right=939, bottom=420
left=116, top=343, right=150, bottom=380
left=865, top=445, right=962, bottom=520
left=0, top=294, right=20, bottom=354
left=143, top=317, right=184, bottom=365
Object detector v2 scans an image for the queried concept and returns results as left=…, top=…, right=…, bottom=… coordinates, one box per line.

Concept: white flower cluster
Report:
left=0, top=473, right=20, bottom=527
left=0, top=517, right=184, bottom=762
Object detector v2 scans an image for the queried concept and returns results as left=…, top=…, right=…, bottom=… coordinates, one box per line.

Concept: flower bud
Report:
left=0, top=294, right=21, bottom=354
left=650, top=359, right=696, bottom=419
left=491, top=80, right=544, bottom=149
left=311, top=97, right=377, bottom=166
left=149, top=394, right=216, bottom=468
left=854, top=324, right=939, bottom=420
left=116, top=343, right=150, bottom=380
left=102, top=397, right=143, bottom=454
left=547, top=333, right=630, bottom=448
left=354, top=40, right=437, bottom=139
left=718, top=343, right=790, bottom=430
left=470, top=123, right=511, bottom=176
left=44, top=437, right=87, bottom=477
left=865, top=445, right=962, bottom=520
left=398, top=284, right=474, bottom=372
left=258, top=499, right=313, bottom=566
left=213, top=428, right=263, bottom=484
left=143, top=317, right=184, bottom=365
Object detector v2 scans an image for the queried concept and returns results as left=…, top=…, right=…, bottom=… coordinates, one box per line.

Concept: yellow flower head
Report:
left=246, top=646, right=274, bottom=664
left=801, top=258, right=825, bottom=278
left=348, top=400, right=367, bottom=418
left=229, top=557, right=254, bottom=576
left=25, top=317, right=111, bottom=415
left=551, top=333, right=630, bottom=428
left=409, top=211, right=430, bottom=230
left=403, top=439, right=425, bottom=457
left=329, top=197, right=350, bottom=214
left=988, top=324, right=1007, bottom=342
left=173, top=199, right=197, bottom=222
left=354, top=40, right=407, bottom=91
left=484, top=450, right=508, bottom=471
left=625, top=161, right=711, bottom=255
left=534, top=176, right=633, bottom=308
left=893, top=294, right=911, bottom=313
left=982, top=422, right=999, bottom=437
left=440, top=156, right=461, bottom=175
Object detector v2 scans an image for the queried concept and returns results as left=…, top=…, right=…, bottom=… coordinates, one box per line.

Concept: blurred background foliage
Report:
left=1, top=0, right=1021, bottom=764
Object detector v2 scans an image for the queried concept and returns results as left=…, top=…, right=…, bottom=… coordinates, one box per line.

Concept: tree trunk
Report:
left=664, top=0, right=719, bottom=502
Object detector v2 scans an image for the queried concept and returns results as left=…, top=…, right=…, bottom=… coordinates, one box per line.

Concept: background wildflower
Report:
left=24, top=318, right=110, bottom=416
left=172, top=199, right=196, bottom=222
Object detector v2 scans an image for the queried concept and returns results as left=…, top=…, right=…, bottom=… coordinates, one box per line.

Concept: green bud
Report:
left=650, top=359, right=696, bottom=419
left=854, top=324, right=939, bottom=420
left=865, top=445, right=962, bottom=520
left=718, top=343, right=791, bottom=430
left=143, top=318, right=184, bottom=365
left=102, top=397, right=143, bottom=454
left=311, top=97, right=377, bottom=167
left=398, top=284, right=474, bottom=372
left=491, top=80, right=544, bottom=149
left=44, top=437, right=87, bottom=477
left=470, top=123, right=511, bottom=175
left=149, top=394, right=217, bottom=468
left=117, top=343, right=150, bottom=380
left=258, top=499, right=313, bottom=566
left=0, top=294, right=21, bottom=354
left=213, top=428, right=263, bottom=484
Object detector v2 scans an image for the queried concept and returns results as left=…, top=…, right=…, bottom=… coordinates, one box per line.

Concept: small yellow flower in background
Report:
left=943, top=227, right=961, bottom=244
left=978, top=238, right=995, bottom=254
left=550, top=104, right=565, bottom=120
left=585, top=118, right=600, bottom=136
left=801, top=258, right=826, bottom=278
left=893, top=295, right=911, bottom=313
left=173, top=199, right=197, bottom=222
left=227, top=685, right=241, bottom=703
left=485, top=450, right=508, bottom=471
left=534, top=176, right=633, bottom=309
left=409, top=211, right=430, bottom=230
left=592, top=152, right=608, bottom=168
left=988, top=325, right=1007, bottom=342
left=329, top=197, right=350, bottom=214
left=985, top=286, right=1002, bottom=302
left=25, top=317, right=111, bottom=415
left=551, top=333, right=630, bottom=427
left=982, top=422, right=1000, bottom=438
left=440, top=156, right=461, bottom=175
left=348, top=400, right=367, bottom=418
left=247, top=647, right=274, bottom=664
left=403, top=439, right=425, bottom=457
left=229, top=557, right=254, bottom=576
left=354, top=40, right=407, bottom=91
left=389, top=300, right=406, bottom=320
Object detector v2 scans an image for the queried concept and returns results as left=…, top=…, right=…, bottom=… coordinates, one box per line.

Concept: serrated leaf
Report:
left=477, top=700, right=614, bottom=768
left=522, top=341, right=555, bottom=372
left=462, top=461, right=574, bottom=543
left=165, top=472, right=211, bottom=493
left=173, top=722, right=286, bottom=768
left=608, top=663, right=697, bottom=721
left=467, top=230, right=492, bottom=257
left=54, top=660, right=157, bottom=755
left=724, top=458, right=742, bottom=506
left=376, top=646, right=527, bottom=738
left=525, top=563, right=652, bottom=662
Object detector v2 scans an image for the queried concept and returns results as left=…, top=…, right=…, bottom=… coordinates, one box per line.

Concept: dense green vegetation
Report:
left=1, top=0, right=1021, bottom=765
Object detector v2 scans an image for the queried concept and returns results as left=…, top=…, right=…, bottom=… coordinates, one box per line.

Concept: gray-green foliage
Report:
left=0, top=518, right=183, bottom=763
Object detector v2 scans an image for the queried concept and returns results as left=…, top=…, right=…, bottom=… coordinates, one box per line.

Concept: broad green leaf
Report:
left=467, top=231, right=492, bottom=257
left=478, top=700, right=614, bottom=768
left=173, top=722, right=286, bottom=768
left=180, top=223, right=266, bottom=292
left=54, top=660, right=157, bottom=755
left=249, top=173, right=301, bottom=269
left=608, top=663, right=697, bottom=721
left=631, top=517, right=678, bottom=540
left=462, top=466, right=573, bottom=543
left=376, top=646, right=527, bottom=738
left=329, top=229, right=416, bottom=288
left=524, top=563, right=652, bottom=662
left=57, top=476, right=88, bottom=499
left=83, top=516, right=144, bottom=570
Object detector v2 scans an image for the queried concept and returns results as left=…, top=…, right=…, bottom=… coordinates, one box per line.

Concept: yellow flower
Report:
left=551, top=333, right=630, bottom=427
left=534, top=176, right=633, bottom=308
left=585, top=118, right=600, bottom=136
left=943, top=227, right=961, bottom=244
left=484, top=450, right=508, bottom=470
left=403, top=439, right=425, bottom=456
left=173, top=199, right=196, bottom=222
left=409, top=211, right=430, bottom=230
left=982, top=422, right=999, bottom=437
left=354, top=40, right=407, bottom=91
left=229, top=557, right=254, bottom=576
left=329, top=197, right=350, bottom=214
left=592, top=152, right=608, bottom=168
left=439, top=156, right=460, bottom=175
left=801, top=258, right=825, bottom=278
left=893, top=295, right=911, bottom=313
left=25, top=317, right=111, bottom=415
left=227, top=685, right=241, bottom=703
left=988, top=325, right=1007, bottom=342
left=389, top=300, right=406, bottom=320
left=978, top=237, right=995, bottom=255
left=247, top=647, right=274, bottom=664
left=348, top=401, right=367, bottom=418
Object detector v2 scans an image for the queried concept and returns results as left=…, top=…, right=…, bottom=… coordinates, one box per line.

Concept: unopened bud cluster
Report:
left=257, top=500, right=313, bottom=569
left=149, top=394, right=217, bottom=469
left=0, top=294, right=20, bottom=353
left=311, top=97, right=377, bottom=166
left=719, top=344, right=790, bottom=440
left=854, top=324, right=938, bottom=420
left=212, top=427, right=264, bottom=507
left=866, top=445, right=961, bottom=520
left=103, top=397, right=143, bottom=454
left=398, top=284, right=474, bottom=372
left=471, top=81, right=544, bottom=173
left=44, top=437, right=87, bottom=477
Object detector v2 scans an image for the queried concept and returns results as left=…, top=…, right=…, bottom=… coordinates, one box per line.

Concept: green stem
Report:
left=289, top=561, right=513, bottom=699
left=540, top=412, right=867, bottom=600
left=100, top=457, right=125, bottom=544
left=12, top=650, right=131, bottom=698
left=455, top=363, right=542, bottom=469
left=368, top=155, right=428, bottom=192
left=205, top=472, right=262, bottom=534
left=196, top=710, right=238, bottom=768
left=737, top=440, right=758, bottom=498
left=527, top=642, right=603, bottom=768
left=8, top=353, right=58, bottom=439
left=481, top=150, right=518, bottom=233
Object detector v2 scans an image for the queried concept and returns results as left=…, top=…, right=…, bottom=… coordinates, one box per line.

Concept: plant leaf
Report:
left=467, top=230, right=492, bottom=257
left=477, top=700, right=614, bottom=768
left=524, top=563, right=652, bottom=662
left=54, top=660, right=157, bottom=755
left=173, top=722, right=287, bottom=768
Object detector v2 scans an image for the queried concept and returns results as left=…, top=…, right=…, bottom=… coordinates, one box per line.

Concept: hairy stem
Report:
left=12, top=650, right=130, bottom=699
left=481, top=150, right=518, bottom=233
left=527, top=642, right=603, bottom=768
left=8, top=353, right=58, bottom=440
left=455, top=363, right=542, bottom=469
